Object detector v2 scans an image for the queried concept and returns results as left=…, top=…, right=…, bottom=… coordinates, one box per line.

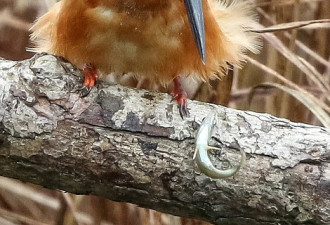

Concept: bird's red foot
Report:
left=171, top=76, right=189, bottom=118
left=80, top=64, right=98, bottom=97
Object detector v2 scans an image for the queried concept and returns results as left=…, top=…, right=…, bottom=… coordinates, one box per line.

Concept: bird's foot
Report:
left=80, top=64, right=98, bottom=97
left=171, top=76, right=189, bottom=118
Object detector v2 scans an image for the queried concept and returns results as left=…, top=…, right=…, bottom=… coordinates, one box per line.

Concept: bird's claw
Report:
left=171, top=91, right=189, bottom=118
left=78, top=86, right=93, bottom=97
left=178, top=98, right=189, bottom=118
left=171, top=76, right=190, bottom=119
left=77, top=64, right=98, bottom=97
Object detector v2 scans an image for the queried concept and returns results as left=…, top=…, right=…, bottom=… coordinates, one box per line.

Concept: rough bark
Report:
left=0, top=54, right=329, bottom=225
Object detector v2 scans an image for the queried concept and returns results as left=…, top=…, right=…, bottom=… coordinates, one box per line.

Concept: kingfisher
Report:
left=30, top=0, right=260, bottom=117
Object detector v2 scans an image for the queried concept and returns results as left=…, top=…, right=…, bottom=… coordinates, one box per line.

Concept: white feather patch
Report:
left=210, top=0, right=262, bottom=56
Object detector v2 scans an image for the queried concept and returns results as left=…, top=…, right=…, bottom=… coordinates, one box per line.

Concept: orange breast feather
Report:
left=30, top=0, right=260, bottom=84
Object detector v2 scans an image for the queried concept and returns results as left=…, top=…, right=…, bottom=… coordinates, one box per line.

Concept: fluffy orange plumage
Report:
left=30, top=0, right=260, bottom=116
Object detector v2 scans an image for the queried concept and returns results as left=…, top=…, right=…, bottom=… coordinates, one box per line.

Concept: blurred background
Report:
left=0, top=0, right=329, bottom=224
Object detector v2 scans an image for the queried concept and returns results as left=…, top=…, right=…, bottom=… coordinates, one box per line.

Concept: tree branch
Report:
left=0, top=54, right=329, bottom=225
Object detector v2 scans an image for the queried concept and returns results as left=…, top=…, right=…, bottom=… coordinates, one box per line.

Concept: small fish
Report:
left=194, top=112, right=246, bottom=179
